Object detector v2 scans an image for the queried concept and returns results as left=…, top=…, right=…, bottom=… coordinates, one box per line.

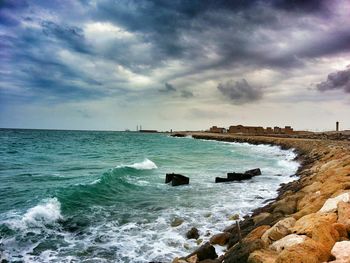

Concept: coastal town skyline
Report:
left=1, top=0, right=350, bottom=131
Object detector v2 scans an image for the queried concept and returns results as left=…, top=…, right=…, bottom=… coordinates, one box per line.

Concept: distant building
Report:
left=209, top=126, right=227, bottom=133
left=229, top=125, right=264, bottom=134
left=274, top=126, right=282, bottom=133
left=266, top=127, right=273, bottom=134
left=284, top=126, right=294, bottom=134
left=213, top=124, right=295, bottom=135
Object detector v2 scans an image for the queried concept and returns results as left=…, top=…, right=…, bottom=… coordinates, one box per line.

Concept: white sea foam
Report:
left=5, top=198, right=62, bottom=230
left=0, top=140, right=300, bottom=262
left=118, top=158, right=158, bottom=170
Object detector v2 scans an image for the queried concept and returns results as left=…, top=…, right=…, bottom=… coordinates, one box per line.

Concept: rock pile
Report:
left=173, top=133, right=350, bottom=263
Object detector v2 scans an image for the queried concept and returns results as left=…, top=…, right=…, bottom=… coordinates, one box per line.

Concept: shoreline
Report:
left=173, top=132, right=350, bottom=263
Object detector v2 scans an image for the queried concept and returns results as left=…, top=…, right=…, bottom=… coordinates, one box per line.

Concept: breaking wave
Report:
left=116, top=158, right=158, bottom=170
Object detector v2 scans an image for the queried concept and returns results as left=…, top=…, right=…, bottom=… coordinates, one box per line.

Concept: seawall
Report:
left=173, top=132, right=350, bottom=263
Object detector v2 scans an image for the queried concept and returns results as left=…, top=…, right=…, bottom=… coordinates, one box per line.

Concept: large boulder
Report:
left=319, top=192, right=350, bottom=213
left=209, top=232, right=232, bottom=246
left=271, top=197, right=297, bottom=216
left=224, top=239, right=266, bottom=263
left=270, top=234, right=308, bottom=253
left=247, top=249, right=278, bottom=263
left=312, top=222, right=339, bottom=251
left=261, top=217, right=296, bottom=244
left=329, top=241, right=350, bottom=263
left=337, top=201, right=350, bottom=232
left=275, top=238, right=330, bottom=263
left=185, top=242, right=218, bottom=262
left=292, top=212, right=337, bottom=236
left=244, top=225, right=271, bottom=243
left=166, top=173, right=190, bottom=186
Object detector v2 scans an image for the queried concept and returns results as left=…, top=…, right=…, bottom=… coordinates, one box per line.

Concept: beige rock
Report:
left=319, top=192, right=350, bottom=213
left=270, top=234, right=308, bottom=253
left=261, top=217, right=296, bottom=244
left=275, top=238, right=330, bottom=263
left=292, top=212, right=337, bottom=236
left=244, top=225, right=271, bottom=243
left=311, top=222, right=338, bottom=251
left=247, top=249, right=278, bottom=263
left=330, top=241, right=350, bottom=262
left=337, top=201, right=350, bottom=232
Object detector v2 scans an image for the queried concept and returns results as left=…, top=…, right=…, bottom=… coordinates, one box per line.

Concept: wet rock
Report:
left=171, top=217, right=184, bottom=227
left=245, top=168, right=262, bottom=176
left=185, top=242, right=218, bottom=262
left=261, top=217, right=296, bottom=244
left=330, top=241, right=350, bottom=262
left=228, top=214, right=240, bottom=221
left=209, top=232, right=232, bottom=246
left=319, top=192, right=350, bottom=213
left=166, top=173, right=190, bottom=186
left=186, top=227, right=200, bottom=240
left=269, top=234, right=308, bottom=253
left=227, top=172, right=253, bottom=181
left=224, top=239, right=265, bottom=263
left=172, top=133, right=186, bottom=137
left=252, top=213, right=271, bottom=225
left=196, top=238, right=203, bottom=245
left=215, top=168, right=261, bottom=183
left=275, top=238, right=330, bottom=263
left=337, top=201, right=350, bottom=232
left=271, top=198, right=297, bottom=215
left=215, top=177, right=236, bottom=183
left=247, top=249, right=278, bottom=263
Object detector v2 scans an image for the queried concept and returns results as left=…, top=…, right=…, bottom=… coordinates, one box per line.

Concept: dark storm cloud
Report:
left=0, top=25, right=104, bottom=103
left=1, top=0, right=349, bottom=108
left=159, top=83, right=177, bottom=93
left=217, top=79, right=263, bottom=104
left=317, top=66, right=350, bottom=93
left=89, top=0, right=342, bottom=73
left=41, top=21, right=91, bottom=54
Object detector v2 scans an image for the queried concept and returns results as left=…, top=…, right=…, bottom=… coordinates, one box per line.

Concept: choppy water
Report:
left=0, top=129, right=299, bottom=262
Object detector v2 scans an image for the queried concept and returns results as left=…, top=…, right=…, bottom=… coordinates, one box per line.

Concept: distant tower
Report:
left=336, top=121, right=339, bottom=132
left=136, top=125, right=138, bottom=131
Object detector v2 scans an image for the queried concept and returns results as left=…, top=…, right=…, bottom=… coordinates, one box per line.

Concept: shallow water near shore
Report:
left=0, top=129, right=299, bottom=262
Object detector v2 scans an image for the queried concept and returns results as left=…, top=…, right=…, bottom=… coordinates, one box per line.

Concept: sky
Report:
left=0, top=0, right=350, bottom=131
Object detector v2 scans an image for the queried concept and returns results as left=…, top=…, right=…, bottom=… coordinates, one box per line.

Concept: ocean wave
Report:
left=116, top=158, right=158, bottom=170
left=5, top=198, right=62, bottom=230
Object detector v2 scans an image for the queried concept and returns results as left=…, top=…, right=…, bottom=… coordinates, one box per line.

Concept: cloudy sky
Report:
left=1, top=0, right=350, bottom=131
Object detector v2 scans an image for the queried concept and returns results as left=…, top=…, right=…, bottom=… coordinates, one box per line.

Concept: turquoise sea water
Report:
left=0, top=129, right=299, bottom=262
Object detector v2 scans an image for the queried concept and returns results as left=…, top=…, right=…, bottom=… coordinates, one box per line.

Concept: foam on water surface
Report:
left=0, top=131, right=299, bottom=262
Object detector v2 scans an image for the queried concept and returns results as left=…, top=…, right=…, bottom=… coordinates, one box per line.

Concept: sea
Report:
left=0, top=129, right=299, bottom=262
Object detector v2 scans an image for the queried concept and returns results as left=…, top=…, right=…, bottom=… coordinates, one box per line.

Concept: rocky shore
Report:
left=173, top=132, right=350, bottom=263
